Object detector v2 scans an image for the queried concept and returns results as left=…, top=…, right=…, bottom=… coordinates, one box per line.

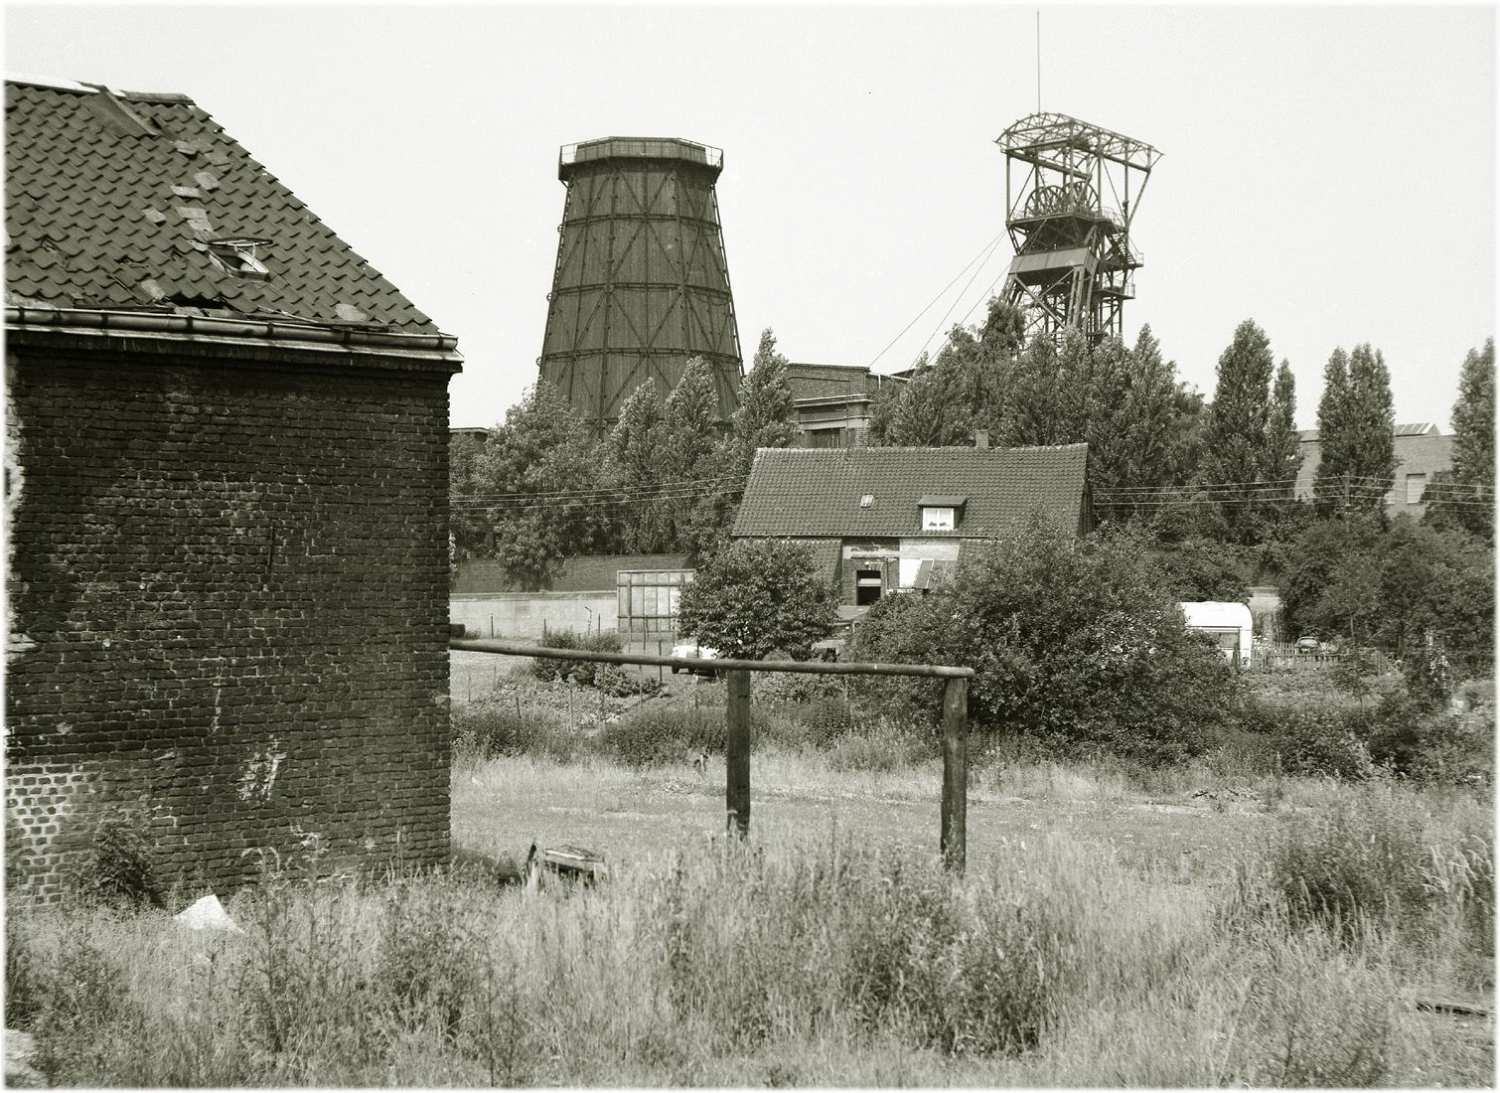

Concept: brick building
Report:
left=783, top=362, right=905, bottom=449
left=5, top=77, right=461, bottom=900
left=1293, top=422, right=1456, bottom=518
left=731, top=441, right=1091, bottom=605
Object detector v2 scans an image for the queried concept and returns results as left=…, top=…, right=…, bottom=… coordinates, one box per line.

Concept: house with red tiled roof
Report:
left=5, top=76, right=460, bottom=901
left=731, top=441, right=1091, bottom=605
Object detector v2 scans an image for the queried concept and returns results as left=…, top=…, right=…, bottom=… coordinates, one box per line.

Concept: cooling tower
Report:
left=538, top=137, right=743, bottom=429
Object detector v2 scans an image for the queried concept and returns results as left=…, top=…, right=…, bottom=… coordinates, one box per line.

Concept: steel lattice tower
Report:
left=997, top=113, right=1161, bottom=345
left=538, top=137, right=743, bottom=430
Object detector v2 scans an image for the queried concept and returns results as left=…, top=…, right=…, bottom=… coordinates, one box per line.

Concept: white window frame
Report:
left=921, top=506, right=955, bottom=531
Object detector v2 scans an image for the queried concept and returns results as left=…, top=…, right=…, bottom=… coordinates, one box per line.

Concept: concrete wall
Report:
left=5, top=336, right=453, bottom=902
left=450, top=591, right=617, bottom=640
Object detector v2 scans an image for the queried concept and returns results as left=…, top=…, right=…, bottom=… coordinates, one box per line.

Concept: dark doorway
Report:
left=855, top=569, right=882, bottom=606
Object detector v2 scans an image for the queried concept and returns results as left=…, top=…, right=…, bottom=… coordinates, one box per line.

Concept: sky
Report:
left=6, top=3, right=1495, bottom=431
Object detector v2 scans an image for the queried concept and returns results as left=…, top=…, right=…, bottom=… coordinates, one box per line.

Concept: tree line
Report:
left=452, top=303, right=1494, bottom=626
left=449, top=330, right=801, bottom=589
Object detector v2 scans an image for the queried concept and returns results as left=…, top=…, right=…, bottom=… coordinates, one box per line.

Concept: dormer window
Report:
left=917, top=494, right=966, bottom=531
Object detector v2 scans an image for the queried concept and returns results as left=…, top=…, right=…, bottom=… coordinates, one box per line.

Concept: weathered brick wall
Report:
left=5, top=337, right=453, bottom=902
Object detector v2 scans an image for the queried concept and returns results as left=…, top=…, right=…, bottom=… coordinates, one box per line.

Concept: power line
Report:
left=866, top=228, right=1008, bottom=372
left=910, top=233, right=1009, bottom=368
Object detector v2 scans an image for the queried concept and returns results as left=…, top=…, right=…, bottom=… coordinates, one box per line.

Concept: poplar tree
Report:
left=1344, top=344, right=1397, bottom=511
left=724, top=328, right=798, bottom=475
left=1201, top=320, right=1277, bottom=540
left=681, top=329, right=800, bottom=559
left=606, top=382, right=671, bottom=552
left=1427, top=338, right=1495, bottom=540
left=1313, top=348, right=1353, bottom=508
left=658, top=357, right=722, bottom=550
left=1264, top=360, right=1302, bottom=490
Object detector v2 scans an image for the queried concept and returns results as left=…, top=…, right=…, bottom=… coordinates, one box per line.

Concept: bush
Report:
left=532, top=629, right=625, bottom=685
left=595, top=707, right=724, bottom=767
left=72, top=808, right=163, bottom=909
left=1244, top=703, right=1376, bottom=780
left=854, top=516, right=1240, bottom=766
left=677, top=539, right=836, bottom=660
left=453, top=705, right=578, bottom=763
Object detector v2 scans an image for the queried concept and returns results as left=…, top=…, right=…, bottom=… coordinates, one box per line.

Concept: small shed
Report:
left=1179, top=601, right=1253, bottom=666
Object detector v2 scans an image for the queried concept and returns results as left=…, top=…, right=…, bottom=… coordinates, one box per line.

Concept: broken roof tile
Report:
left=5, top=79, right=439, bottom=330
left=170, top=185, right=201, bottom=199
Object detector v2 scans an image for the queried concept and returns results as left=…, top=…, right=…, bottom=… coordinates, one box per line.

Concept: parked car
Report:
left=670, top=641, right=720, bottom=675
left=1295, top=635, right=1321, bottom=654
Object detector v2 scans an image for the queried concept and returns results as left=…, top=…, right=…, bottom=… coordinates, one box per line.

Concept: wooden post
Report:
left=725, top=669, right=751, bottom=838
left=940, top=676, right=968, bottom=873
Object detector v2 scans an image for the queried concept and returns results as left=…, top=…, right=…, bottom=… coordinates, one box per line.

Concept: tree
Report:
left=604, top=382, right=672, bottom=553
left=852, top=512, right=1238, bottom=765
left=469, top=382, right=609, bottom=590
left=868, top=298, right=1022, bottom=447
left=1149, top=537, right=1252, bottom=602
left=1280, top=514, right=1494, bottom=691
left=1264, top=359, right=1302, bottom=492
left=675, top=538, right=836, bottom=659
left=1313, top=348, right=1351, bottom=508
left=1427, top=339, right=1494, bottom=540
left=1006, top=328, right=1208, bottom=521
left=448, top=429, right=490, bottom=572
left=1200, top=320, right=1278, bottom=541
left=724, top=329, right=799, bottom=476
left=684, top=330, right=801, bottom=559
left=1316, top=344, right=1396, bottom=513
left=657, top=357, right=725, bottom=553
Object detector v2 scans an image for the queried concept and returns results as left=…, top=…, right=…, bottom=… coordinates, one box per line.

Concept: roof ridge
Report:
left=5, top=76, right=194, bottom=103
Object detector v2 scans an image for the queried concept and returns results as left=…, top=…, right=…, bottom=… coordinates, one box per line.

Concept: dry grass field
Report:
left=4, top=652, right=1493, bottom=1087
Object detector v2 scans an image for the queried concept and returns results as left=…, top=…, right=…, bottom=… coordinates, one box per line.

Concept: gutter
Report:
left=5, top=305, right=463, bottom=371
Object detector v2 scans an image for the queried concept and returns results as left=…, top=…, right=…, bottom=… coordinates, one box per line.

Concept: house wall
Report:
left=449, top=591, right=618, bottom=640
left=5, top=338, right=454, bottom=902
left=1294, top=432, right=1455, bottom=517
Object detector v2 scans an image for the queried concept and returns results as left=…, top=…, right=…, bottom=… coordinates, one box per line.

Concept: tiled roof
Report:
left=5, top=78, right=439, bottom=330
left=732, top=444, right=1089, bottom=539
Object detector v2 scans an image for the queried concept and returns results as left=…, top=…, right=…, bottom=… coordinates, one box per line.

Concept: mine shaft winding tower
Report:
left=538, top=137, right=743, bottom=430
left=998, top=113, right=1161, bottom=344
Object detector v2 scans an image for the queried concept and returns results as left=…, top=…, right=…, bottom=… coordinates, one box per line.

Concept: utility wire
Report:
left=865, top=228, right=1008, bottom=372
left=910, top=232, right=1009, bottom=368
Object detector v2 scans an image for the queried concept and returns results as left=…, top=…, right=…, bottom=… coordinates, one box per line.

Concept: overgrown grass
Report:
left=10, top=813, right=1489, bottom=1087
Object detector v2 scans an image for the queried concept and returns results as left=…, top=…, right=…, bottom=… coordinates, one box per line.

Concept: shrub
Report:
left=854, top=516, right=1240, bottom=765
left=595, top=707, right=724, bottom=767
left=72, top=807, right=163, bottom=909
left=532, top=628, right=624, bottom=685
left=676, top=539, right=836, bottom=659
left=1244, top=703, right=1376, bottom=780
left=452, top=704, right=577, bottom=763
